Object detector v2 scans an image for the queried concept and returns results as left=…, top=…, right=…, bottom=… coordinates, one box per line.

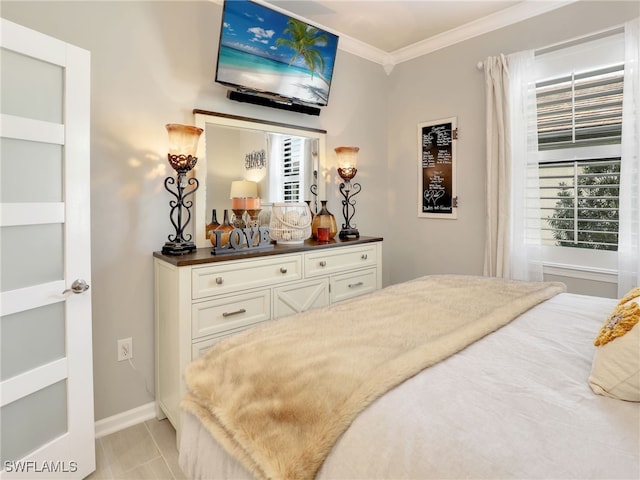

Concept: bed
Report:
left=178, top=275, right=640, bottom=479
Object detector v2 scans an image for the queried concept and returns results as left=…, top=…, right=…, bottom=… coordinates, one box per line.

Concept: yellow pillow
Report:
left=589, top=288, right=640, bottom=402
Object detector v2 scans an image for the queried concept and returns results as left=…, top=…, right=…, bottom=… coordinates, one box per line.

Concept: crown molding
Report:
left=336, top=0, right=579, bottom=74
left=335, top=35, right=396, bottom=73
left=388, top=0, right=579, bottom=70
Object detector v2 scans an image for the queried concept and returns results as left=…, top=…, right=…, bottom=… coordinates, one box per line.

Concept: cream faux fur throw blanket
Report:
left=182, top=274, right=566, bottom=480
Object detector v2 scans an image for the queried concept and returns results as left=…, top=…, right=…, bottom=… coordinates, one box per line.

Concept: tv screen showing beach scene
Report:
left=216, top=0, right=339, bottom=107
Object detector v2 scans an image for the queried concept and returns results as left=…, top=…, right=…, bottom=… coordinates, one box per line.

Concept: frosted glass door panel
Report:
left=0, top=19, right=93, bottom=476
left=0, top=48, right=63, bottom=123
left=1, top=302, right=65, bottom=380
left=1, top=380, right=67, bottom=464
left=1, top=138, right=63, bottom=202
left=0, top=224, right=63, bottom=291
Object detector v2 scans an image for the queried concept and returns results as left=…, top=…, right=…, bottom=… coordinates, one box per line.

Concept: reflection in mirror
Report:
left=205, top=124, right=319, bottom=208
left=193, top=111, right=327, bottom=248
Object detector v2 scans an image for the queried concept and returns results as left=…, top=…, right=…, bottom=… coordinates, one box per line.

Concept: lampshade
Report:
left=229, top=180, right=259, bottom=198
left=335, top=146, right=359, bottom=181
left=166, top=124, right=203, bottom=157
left=335, top=146, right=359, bottom=169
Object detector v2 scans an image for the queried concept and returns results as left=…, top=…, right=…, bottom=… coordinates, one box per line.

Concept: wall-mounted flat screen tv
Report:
left=215, top=0, right=339, bottom=109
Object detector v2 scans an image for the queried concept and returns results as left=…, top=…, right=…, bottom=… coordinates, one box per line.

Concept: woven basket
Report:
left=269, top=203, right=312, bottom=244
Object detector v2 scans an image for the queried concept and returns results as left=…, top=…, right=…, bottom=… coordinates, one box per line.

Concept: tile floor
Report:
left=87, top=419, right=186, bottom=480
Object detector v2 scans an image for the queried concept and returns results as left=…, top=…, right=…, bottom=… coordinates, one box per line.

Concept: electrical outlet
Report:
left=117, top=337, right=133, bottom=361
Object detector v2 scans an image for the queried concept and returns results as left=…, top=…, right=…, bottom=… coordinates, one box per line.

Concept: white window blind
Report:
left=536, top=62, right=623, bottom=252
left=537, top=64, right=624, bottom=150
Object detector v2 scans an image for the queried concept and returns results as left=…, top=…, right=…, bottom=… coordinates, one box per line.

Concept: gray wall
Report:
left=386, top=1, right=638, bottom=295
left=1, top=1, right=389, bottom=420
left=2, top=0, right=637, bottom=420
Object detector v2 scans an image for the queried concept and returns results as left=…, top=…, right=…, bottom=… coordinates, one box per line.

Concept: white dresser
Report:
left=153, top=236, right=383, bottom=438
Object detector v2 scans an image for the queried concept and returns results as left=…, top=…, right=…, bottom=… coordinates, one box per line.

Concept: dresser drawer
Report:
left=305, top=244, right=378, bottom=278
left=330, top=268, right=378, bottom=303
left=191, top=325, right=254, bottom=359
left=192, top=254, right=302, bottom=299
left=192, top=289, right=271, bottom=339
left=273, top=278, right=329, bottom=319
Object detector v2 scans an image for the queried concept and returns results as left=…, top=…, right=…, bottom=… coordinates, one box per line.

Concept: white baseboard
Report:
left=94, top=401, right=157, bottom=439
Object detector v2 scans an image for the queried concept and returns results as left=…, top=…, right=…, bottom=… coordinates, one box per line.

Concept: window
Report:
left=539, top=158, right=620, bottom=250
left=537, top=64, right=623, bottom=251
left=535, top=34, right=624, bottom=264
left=282, top=136, right=303, bottom=202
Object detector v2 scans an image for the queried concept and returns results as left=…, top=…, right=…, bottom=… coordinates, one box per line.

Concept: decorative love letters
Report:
left=212, top=226, right=274, bottom=255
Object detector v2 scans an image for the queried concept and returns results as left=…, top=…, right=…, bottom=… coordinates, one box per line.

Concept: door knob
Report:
left=63, top=279, right=90, bottom=295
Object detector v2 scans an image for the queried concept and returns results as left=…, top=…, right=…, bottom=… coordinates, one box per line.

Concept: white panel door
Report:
left=0, top=19, right=94, bottom=479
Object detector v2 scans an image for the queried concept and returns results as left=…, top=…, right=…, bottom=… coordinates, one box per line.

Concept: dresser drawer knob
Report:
left=222, top=308, right=246, bottom=318
left=215, top=277, right=224, bottom=285
left=348, top=281, right=364, bottom=288
left=361, top=254, right=368, bottom=260
left=280, top=267, right=288, bottom=274
left=319, top=260, right=327, bottom=267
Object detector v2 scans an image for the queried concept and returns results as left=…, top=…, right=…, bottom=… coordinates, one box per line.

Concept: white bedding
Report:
left=179, top=293, right=640, bottom=479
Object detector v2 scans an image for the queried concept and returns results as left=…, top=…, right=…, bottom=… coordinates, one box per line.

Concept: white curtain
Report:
left=483, top=55, right=510, bottom=277
left=618, top=17, right=640, bottom=295
left=483, top=50, right=543, bottom=281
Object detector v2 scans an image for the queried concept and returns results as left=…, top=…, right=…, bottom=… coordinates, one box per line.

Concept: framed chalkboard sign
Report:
left=417, top=117, right=458, bottom=219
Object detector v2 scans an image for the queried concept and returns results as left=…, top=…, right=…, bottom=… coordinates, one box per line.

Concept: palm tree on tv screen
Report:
left=276, top=18, right=329, bottom=86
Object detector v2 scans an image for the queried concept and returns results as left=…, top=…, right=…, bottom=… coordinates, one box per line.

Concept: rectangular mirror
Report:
left=193, top=110, right=327, bottom=248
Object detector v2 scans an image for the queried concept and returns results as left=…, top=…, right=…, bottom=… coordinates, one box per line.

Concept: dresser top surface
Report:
left=153, top=236, right=383, bottom=267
